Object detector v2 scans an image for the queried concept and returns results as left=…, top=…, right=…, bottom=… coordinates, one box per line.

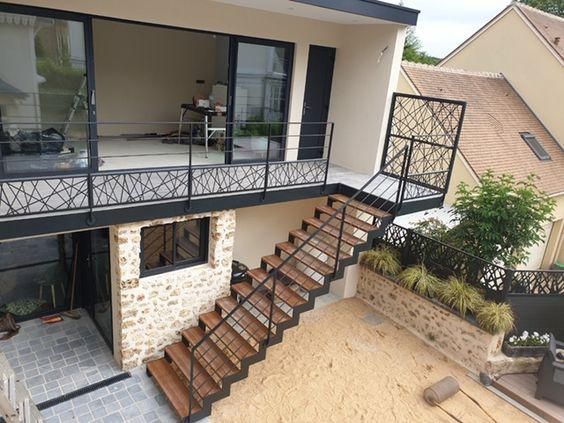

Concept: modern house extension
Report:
left=0, top=1, right=468, bottom=421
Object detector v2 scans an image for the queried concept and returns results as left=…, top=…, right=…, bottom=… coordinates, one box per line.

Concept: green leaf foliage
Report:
left=360, top=245, right=402, bottom=277
left=476, top=302, right=515, bottom=334
left=449, top=171, right=556, bottom=268
left=412, top=217, right=450, bottom=241
left=436, top=276, right=484, bottom=317
left=402, top=28, right=440, bottom=65
left=518, top=0, right=563, bottom=17
left=398, top=264, right=441, bottom=297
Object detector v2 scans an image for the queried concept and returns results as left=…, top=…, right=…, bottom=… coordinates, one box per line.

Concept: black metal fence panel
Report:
left=381, top=93, right=466, bottom=203
left=380, top=224, right=563, bottom=301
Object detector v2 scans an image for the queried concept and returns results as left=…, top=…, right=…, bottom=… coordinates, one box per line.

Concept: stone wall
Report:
left=356, top=267, right=505, bottom=374
left=110, top=210, right=235, bottom=370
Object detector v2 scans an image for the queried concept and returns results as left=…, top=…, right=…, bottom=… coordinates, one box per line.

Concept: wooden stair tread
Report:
left=164, top=342, right=220, bottom=400
left=199, top=311, right=257, bottom=361
left=147, top=358, right=201, bottom=418
left=276, top=242, right=333, bottom=276
left=316, top=205, right=378, bottom=232
left=247, top=268, right=307, bottom=308
left=302, top=217, right=364, bottom=246
left=231, top=282, right=291, bottom=325
left=289, top=229, right=351, bottom=260
left=215, top=296, right=270, bottom=343
left=262, top=255, right=323, bottom=292
left=182, top=327, right=238, bottom=381
left=329, top=194, right=390, bottom=219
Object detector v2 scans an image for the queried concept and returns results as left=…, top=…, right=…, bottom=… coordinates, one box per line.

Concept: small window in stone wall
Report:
left=140, top=218, right=209, bottom=276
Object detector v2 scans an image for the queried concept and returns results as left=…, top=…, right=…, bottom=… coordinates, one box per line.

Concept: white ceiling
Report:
left=211, top=0, right=389, bottom=24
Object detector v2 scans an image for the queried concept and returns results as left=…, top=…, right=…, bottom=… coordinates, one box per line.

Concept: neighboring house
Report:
left=440, top=1, right=564, bottom=148
left=397, top=62, right=564, bottom=270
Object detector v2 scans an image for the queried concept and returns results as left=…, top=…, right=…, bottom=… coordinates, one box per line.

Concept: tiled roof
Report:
left=515, top=2, right=564, bottom=61
left=402, top=61, right=564, bottom=196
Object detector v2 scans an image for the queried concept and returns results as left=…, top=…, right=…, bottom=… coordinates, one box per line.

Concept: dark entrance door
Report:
left=298, top=45, right=336, bottom=160
left=75, top=228, right=112, bottom=348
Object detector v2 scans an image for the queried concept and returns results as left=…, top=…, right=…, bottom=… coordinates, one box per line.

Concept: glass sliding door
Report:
left=0, top=7, right=95, bottom=175
left=228, top=38, right=293, bottom=163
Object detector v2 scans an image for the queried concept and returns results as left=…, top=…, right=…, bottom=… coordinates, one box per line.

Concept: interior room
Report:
left=92, top=19, right=231, bottom=169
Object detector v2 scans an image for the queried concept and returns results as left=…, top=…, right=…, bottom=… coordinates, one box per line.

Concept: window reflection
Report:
left=0, top=12, right=89, bottom=174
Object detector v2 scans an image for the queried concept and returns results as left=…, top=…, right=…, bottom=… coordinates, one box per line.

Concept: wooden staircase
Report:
left=147, top=193, right=394, bottom=422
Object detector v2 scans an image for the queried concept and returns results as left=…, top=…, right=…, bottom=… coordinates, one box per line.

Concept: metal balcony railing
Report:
left=0, top=121, right=336, bottom=222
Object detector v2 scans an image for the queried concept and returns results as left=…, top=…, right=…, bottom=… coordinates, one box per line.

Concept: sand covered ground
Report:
left=211, top=298, right=531, bottom=423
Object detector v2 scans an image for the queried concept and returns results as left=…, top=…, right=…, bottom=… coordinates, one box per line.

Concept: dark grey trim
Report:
left=292, top=0, right=419, bottom=25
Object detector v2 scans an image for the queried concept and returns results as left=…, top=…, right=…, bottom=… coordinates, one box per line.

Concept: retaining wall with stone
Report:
left=356, top=267, right=505, bottom=374
left=110, top=210, right=235, bottom=370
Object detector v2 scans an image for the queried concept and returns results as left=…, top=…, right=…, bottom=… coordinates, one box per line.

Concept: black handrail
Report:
left=185, top=144, right=411, bottom=419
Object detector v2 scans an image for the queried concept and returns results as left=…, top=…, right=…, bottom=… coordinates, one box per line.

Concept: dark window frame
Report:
left=139, top=218, right=210, bottom=277
left=520, top=132, right=551, bottom=161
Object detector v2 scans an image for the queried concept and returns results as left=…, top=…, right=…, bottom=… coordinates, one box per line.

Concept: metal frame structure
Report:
left=380, top=92, right=467, bottom=206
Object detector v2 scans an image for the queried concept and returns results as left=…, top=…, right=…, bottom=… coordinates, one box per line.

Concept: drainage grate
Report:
left=36, top=372, right=131, bottom=411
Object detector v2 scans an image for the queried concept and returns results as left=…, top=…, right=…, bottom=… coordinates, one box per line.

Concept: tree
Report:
left=448, top=171, right=556, bottom=268
left=403, top=28, right=440, bottom=65
left=517, top=0, right=564, bottom=17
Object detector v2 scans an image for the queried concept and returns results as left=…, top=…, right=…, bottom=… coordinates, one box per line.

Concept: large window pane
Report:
left=141, top=218, right=208, bottom=276
left=0, top=12, right=89, bottom=174
left=0, top=234, right=72, bottom=320
left=232, top=42, right=291, bottom=162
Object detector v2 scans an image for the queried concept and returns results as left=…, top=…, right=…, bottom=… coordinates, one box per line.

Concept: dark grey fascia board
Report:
left=292, top=0, right=419, bottom=26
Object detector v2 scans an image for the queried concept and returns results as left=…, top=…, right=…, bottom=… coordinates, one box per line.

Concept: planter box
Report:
left=356, top=267, right=504, bottom=374
left=502, top=342, right=547, bottom=358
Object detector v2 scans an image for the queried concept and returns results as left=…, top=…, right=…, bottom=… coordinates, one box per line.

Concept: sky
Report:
left=399, top=0, right=511, bottom=58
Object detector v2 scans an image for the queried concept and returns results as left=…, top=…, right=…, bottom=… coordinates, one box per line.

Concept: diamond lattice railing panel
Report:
left=92, top=169, right=189, bottom=206
left=191, top=164, right=266, bottom=196
left=0, top=177, right=89, bottom=217
left=268, top=160, right=326, bottom=187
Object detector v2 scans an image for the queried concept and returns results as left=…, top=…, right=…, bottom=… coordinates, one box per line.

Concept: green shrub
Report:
left=398, top=264, right=441, bottom=297
left=359, top=245, right=401, bottom=277
left=436, top=276, right=483, bottom=316
left=412, top=218, right=450, bottom=241
left=476, top=302, right=515, bottom=334
left=450, top=171, right=556, bottom=267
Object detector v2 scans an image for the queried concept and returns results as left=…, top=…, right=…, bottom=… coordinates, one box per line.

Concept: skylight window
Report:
left=520, top=132, right=551, bottom=161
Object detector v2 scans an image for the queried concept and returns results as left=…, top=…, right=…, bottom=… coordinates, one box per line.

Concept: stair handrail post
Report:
left=262, top=123, right=272, bottom=201
left=396, top=136, right=415, bottom=214
left=393, top=142, right=410, bottom=215
left=266, top=268, right=278, bottom=346
left=322, top=122, right=335, bottom=193
left=333, top=204, right=347, bottom=275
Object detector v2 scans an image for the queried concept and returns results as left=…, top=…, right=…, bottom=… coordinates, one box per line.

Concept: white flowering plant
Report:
left=507, top=331, right=550, bottom=347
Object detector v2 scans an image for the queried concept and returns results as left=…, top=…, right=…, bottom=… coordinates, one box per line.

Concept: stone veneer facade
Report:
left=109, top=210, right=235, bottom=370
left=357, top=267, right=505, bottom=374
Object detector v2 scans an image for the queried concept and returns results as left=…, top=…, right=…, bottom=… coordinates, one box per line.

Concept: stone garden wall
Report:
left=356, top=267, right=505, bottom=374
left=109, top=210, right=235, bottom=370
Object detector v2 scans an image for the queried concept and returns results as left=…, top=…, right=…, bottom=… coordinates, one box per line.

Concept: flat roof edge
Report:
left=292, top=0, right=419, bottom=25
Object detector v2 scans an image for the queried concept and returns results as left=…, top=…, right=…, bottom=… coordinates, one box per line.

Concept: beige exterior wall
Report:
left=110, top=210, right=235, bottom=370
left=441, top=8, right=564, bottom=146
left=12, top=0, right=406, bottom=175
left=233, top=197, right=326, bottom=268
